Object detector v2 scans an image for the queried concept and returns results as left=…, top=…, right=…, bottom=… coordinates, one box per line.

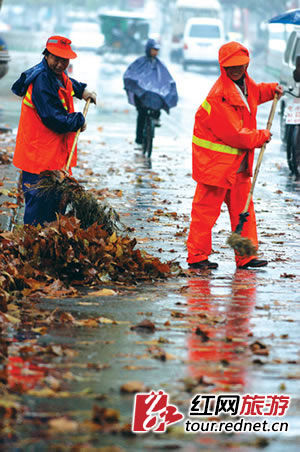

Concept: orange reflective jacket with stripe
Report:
left=13, top=72, right=77, bottom=174
left=192, top=66, right=277, bottom=188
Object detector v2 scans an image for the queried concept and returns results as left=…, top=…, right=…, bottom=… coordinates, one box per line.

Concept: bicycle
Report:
left=281, top=89, right=300, bottom=179
left=142, top=109, right=160, bottom=158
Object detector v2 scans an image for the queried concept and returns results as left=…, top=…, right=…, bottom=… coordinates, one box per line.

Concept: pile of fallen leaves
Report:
left=0, top=215, right=182, bottom=309
left=34, top=171, right=124, bottom=232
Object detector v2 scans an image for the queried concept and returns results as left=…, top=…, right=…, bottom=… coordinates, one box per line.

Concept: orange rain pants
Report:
left=187, top=172, right=258, bottom=268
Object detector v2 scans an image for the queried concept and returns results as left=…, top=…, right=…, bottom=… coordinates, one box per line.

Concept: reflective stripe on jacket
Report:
left=192, top=68, right=277, bottom=188
left=13, top=72, right=77, bottom=174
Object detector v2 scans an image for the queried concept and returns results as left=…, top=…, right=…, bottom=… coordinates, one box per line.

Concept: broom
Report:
left=227, top=93, right=279, bottom=256
left=65, top=98, right=91, bottom=173
left=35, top=99, right=125, bottom=234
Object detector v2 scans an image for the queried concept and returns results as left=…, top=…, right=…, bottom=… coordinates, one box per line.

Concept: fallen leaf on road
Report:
left=97, top=316, right=117, bottom=324
left=195, top=326, right=210, bottom=342
left=0, top=188, right=10, bottom=196
left=76, top=318, right=99, bottom=327
left=49, top=416, right=79, bottom=432
left=92, top=406, right=120, bottom=425
left=147, top=345, right=177, bottom=361
left=1, top=202, right=19, bottom=209
left=1, top=312, right=20, bottom=324
left=123, top=365, right=154, bottom=371
left=120, top=381, right=146, bottom=393
left=131, top=319, right=156, bottom=332
left=88, top=289, right=117, bottom=296
left=250, top=341, right=269, bottom=356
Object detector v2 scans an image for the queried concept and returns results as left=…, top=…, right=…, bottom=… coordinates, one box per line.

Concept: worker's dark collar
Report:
left=234, top=74, right=245, bottom=87
left=234, top=74, right=247, bottom=96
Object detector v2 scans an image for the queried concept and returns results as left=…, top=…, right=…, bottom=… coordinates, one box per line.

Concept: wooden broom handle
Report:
left=65, top=98, right=91, bottom=171
left=242, top=93, right=279, bottom=214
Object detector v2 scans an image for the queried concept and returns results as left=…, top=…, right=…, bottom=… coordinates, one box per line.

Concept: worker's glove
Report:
left=82, top=88, right=97, bottom=104
left=261, top=129, right=271, bottom=145
left=275, top=84, right=284, bottom=99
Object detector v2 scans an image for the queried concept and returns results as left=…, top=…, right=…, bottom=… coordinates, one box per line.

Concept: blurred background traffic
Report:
left=0, top=0, right=300, bottom=72
left=1, top=0, right=300, bottom=148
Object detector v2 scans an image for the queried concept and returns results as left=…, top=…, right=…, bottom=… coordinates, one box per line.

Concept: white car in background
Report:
left=182, top=17, right=225, bottom=71
left=70, top=21, right=104, bottom=52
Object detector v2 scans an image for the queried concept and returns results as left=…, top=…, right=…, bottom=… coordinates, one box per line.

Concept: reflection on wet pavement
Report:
left=186, top=270, right=257, bottom=392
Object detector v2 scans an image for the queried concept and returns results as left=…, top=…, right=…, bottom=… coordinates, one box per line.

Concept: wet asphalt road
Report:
left=0, top=49, right=299, bottom=451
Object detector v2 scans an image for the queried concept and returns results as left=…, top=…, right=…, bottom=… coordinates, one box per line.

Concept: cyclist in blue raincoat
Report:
left=123, top=38, right=178, bottom=146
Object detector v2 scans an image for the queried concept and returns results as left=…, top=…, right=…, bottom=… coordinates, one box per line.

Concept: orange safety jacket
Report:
left=192, top=67, right=277, bottom=188
left=13, top=72, right=77, bottom=174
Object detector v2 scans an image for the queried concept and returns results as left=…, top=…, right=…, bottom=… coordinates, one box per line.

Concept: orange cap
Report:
left=219, top=41, right=249, bottom=67
left=46, top=36, right=77, bottom=59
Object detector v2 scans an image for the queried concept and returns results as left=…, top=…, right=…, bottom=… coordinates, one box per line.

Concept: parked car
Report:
left=277, top=29, right=300, bottom=177
left=182, top=17, right=225, bottom=71
left=69, top=21, right=104, bottom=52
left=170, top=0, right=222, bottom=63
left=0, top=36, right=10, bottom=80
left=278, top=29, right=300, bottom=142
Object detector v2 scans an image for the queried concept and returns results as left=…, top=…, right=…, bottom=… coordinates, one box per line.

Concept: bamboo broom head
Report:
left=33, top=171, right=124, bottom=234
left=227, top=232, right=257, bottom=257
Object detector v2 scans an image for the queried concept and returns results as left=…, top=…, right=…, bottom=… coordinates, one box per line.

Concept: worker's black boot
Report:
left=239, top=258, right=268, bottom=269
left=188, top=259, right=218, bottom=270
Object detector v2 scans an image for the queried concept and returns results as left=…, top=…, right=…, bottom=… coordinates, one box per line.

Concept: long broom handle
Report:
left=242, top=93, right=279, bottom=214
left=65, top=98, right=91, bottom=171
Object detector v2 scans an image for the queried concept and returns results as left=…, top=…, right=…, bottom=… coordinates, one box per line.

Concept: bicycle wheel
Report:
left=290, top=125, right=300, bottom=178
left=280, top=105, right=288, bottom=143
left=142, top=116, right=154, bottom=158
left=142, top=117, right=149, bottom=155
left=286, top=125, right=295, bottom=173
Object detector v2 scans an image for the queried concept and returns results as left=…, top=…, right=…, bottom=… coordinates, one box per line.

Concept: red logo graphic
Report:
left=132, top=390, right=184, bottom=433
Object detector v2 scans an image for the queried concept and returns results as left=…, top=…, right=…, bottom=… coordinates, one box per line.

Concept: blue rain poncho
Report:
left=123, top=39, right=178, bottom=113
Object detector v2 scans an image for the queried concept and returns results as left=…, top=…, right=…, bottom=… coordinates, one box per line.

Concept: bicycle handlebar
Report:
left=284, top=89, right=300, bottom=98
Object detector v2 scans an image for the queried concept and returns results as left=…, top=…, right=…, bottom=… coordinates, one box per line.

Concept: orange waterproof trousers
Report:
left=187, top=172, right=258, bottom=267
